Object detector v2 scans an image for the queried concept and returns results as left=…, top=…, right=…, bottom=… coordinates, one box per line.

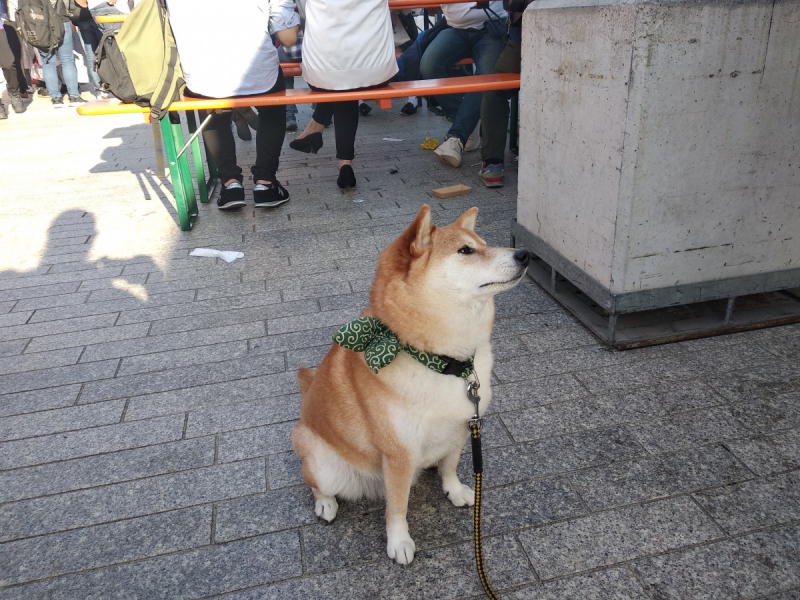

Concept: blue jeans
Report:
left=37, top=22, right=80, bottom=99
left=419, top=20, right=504, bottom=144
left=78, top=19, right=103, bottom=91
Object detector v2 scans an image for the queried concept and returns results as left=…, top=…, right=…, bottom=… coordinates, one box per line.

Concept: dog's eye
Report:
left=458, top=245, right=475, bottom=255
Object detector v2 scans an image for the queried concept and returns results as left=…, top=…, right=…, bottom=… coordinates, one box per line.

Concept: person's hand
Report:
left=107, top=0, right=118, bottom=5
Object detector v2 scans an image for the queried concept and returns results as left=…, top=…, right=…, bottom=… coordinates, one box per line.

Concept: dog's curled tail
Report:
left=297, top=367, right=317, bottom=397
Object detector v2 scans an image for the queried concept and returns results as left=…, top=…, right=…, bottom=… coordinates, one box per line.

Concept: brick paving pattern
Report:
left=0, top=91, right=798, bottom=599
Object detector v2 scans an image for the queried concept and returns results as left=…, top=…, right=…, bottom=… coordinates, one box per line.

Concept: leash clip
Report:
left=466, top=372, right=481, bottom=420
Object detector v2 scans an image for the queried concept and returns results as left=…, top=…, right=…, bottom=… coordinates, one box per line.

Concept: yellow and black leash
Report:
left=466, top=380, right=500, bottom=600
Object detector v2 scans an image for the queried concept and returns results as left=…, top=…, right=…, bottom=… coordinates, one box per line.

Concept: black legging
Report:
left=187, top=72, right=287, bottom=184
left=311, top=101, right=358, bottom=161
left=0, top=25, right=25, bottom=96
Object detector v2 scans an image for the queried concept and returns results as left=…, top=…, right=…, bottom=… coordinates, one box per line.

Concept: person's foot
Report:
left=0, top=103, right=7, bottom=120
left=289, top=132, right=323, bottom=154
left=51, top=97, right=64, bottom=108
left=285, top=114, right=298, bottom=131
left=68, top=95, right=87, bottom=107
left=358, top=102, right=372, bottom=116
left=434, top=136, right=463, bottom=168
left=253, top=181, right=290, bottom=208
left=37, top=87, right=49, bottom=98
left=400, top=102, right=417, bottom=116
left=464, top=121, right=480, bottom=152
left=337, top=164, right=357, bottom=189
left=10, top=95, right=24, bottom=113
left=479, top=162, right=504, bottom=188
left=218, top=181, right=246, bottom=210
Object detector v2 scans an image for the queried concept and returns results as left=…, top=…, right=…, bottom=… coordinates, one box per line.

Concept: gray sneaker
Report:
left=51, top=97, right=64, bottom=108
left=0, top=102, right=7, bottom=119
left=286, top=114, right=297, bottom=131
left=10, top=95, right=24, bottom=113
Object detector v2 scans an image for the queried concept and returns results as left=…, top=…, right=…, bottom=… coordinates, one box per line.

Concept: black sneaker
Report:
left=68, top=95, right=87, bottom=107
left=358, top=102, right=372, bottom=116
left=51, top=97, right=64, bottom=108
left=400, top=102, right=417, bottom=116
left=253, top=181, right=290, bottom=208
left=218, top=182, right=246, bottom=210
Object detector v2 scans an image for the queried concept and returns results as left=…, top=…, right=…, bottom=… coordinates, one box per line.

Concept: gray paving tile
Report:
left=268, top=307, right=361, bottom=335
left=118, top=339, right=248, bottom=377
left=80, top=320, right=264, bottom=362
left=0, top=414, right=183, bottom=470
left=0, top=266, right=124, bottom=292
left=575, top=358, right=699, bottom=395
left=569, top=444, right=753, bottom=510
left=505, top=566, right=649, bottom=599
left=77, top=272, right=149, bottom=292
left=727, top=393, right=800, bottom=435
left=268, top=451, right=303, bottom=490
left=115, top=291, right=282, bottom=326
left=0, top=311, right=32, bottom=327
left=0, top=282, right=81, bottom=303
left=0, top=506, right=211, bottom=586
left=0, top=346, right=83, bottom=377
left=493, top=346, right=635, bottom=384
left=216, top=486, right=317, bottom=542
left=27, top=289, right=196, bottom=323
left=286, top=344, right=329, bottom=370
left=631, top=522, right=800, bottom=600
left=520, top=326, right=603, bottom=354
left=12, top=291, right=90, bottom=311
left=488, top=374, right=590, bottom=414
left=0, top=399, right=124, bottom=442
left=125, top=370, right=298, bottom=420
left=0, top=384, right=81, bottom=418
left=693, top=470, right=800, bottom=535
left=0, top=339, right=27, bottom=358
left=185, top=395, right=300, bottom=438
left=0, top=531, right=302, bottom=600
left=0, top=359, right=119, bottom=396
left=707, top=362, right=800, bottom=402
left=519, top=496, right=724, bottom=579
left=0, top=458, right=264, bottom=542
left=25, top=322, right=150, bottom=353
left=217, top=421, right=295, bottom=462
left=318, top=290, right=370, bottom=312
left=248, top=325, right=339, bottom=354
left=194, top=280, right=267, bottom=301
left=282, top=281, right=352, bottom=302
left=490, top=336, right=531, bottom=361
left=726, top=429, right=800, bottom=476
left=78, top=352, right=285, bottom=404
left=227, top=533, right=534, bottom=600
left=627, top=406, right=749, bottom=453
left=0, top=436, right=214, bottom=503
left=0, top=313, right=119, bottom=342
left=457, top=426, right=648, bottom=489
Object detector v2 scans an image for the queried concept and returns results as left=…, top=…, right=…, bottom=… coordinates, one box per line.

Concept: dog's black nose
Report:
left=513, top=249, right=530, bottom=267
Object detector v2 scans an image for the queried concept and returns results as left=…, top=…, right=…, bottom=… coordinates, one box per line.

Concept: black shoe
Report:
left=232, top=110, right=251, bottom=141
left=51, top=97, right=64, bottom=108
left=0, top=103, right=6, bottom=120
left=400, top=102, right=417, bottom=116
left=218, top=182, right=246, bottom=210
left=289, top=132, right=323, bottom=154
left=337, top=164, right=357, bottom=189
left=358, top=102, right=372, bottom=116
left=10, top=95, right=24, bottom=113
left=38, top=87, right=49, bottom=98
left=253, top=181, right=290, bottom=208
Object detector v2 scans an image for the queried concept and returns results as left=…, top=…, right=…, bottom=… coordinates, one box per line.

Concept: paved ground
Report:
left=0, top=89, right=799, bottom=600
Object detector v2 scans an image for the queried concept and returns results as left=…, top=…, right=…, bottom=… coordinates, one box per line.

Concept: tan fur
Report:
left=292, top=204, right=528, bottom=565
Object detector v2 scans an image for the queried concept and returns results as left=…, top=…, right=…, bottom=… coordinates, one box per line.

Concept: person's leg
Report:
left=332, top=100, right=358, bottom=162
left=444, top=21, right=504, bottom=145
left=418, top=27, right=472, bottom=120
left=480, top=41, right=521, bottom=164
left=4, top=25, right=28, bottom=94
left=251, top=75, right=287, bottom=185
left=0, top=28, right=20, bottom=97
left=77, top=20, right=103, bottom=93
left=55, top=22, right=80, bottom=98
left=37, top=47, right=62, bottom=102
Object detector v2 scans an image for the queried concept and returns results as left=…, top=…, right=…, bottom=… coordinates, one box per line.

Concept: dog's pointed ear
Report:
left=409, top=204, right=433, bottom=256
left=454, top=207, right=478, bottom=231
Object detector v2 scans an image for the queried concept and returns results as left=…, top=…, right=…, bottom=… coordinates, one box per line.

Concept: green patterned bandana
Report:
left=333, top=317, right=474, bottom=379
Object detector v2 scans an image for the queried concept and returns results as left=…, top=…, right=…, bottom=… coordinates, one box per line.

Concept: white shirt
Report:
left=168, top=0, right=300, bottom=98
left=442, top=1, right=506, bottom=30
left=297, top=0, right=397, bottom=91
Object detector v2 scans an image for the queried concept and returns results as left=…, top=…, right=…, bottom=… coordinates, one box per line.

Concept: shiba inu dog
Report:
left=292, top=204, right=530, bottom=565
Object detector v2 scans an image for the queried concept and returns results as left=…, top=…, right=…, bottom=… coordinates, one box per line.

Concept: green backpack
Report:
left=94, top=0, right=185, bottom=120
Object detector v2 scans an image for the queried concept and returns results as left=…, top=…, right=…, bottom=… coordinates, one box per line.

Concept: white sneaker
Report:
left=434, top=136, right=463, bottom=168
left=464, top=120, right=481, bottom=152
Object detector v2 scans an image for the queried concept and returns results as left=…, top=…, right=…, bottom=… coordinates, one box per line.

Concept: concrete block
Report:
left=631, top=522, right=800, bottom=599
left=0, top=459, right=264, bottom=542
left=0, top=414, right=184, bottom=470
left=519, top=497, right=723, bottom=579
left=0, top=506, right=211, bottom=586
left=0, top=437, right=214, bottom=503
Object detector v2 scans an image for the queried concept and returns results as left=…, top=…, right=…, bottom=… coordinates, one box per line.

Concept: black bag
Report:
left=94, top=32, right=137, bottom=103
left=61, top=0, right=87, bottom=24
left=16, top=0, right=64, bottom=52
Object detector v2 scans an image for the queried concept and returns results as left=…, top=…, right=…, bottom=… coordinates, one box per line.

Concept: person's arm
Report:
left=268, top=0, right=301, bottom=47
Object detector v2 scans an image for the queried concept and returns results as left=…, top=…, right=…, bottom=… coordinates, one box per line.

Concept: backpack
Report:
left=395, top=17, right=449, bottom=82
left=94, top=0, right=185, bottom=120
left=16, top=0, right=64, bottom=52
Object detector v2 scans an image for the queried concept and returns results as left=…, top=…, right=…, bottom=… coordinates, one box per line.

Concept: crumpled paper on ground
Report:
left=189, top=248, right=244, bottom=263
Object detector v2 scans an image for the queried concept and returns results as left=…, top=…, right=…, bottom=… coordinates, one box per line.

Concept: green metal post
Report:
left=160, top=114, right=196, bottom=231
left=185, top=110, right=209, bottom=204
left=170, top=113, right=198, bottom=221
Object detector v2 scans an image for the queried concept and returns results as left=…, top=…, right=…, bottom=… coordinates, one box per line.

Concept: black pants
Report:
left=187, top=73, right=287, bottom=184
left=0, top=25, right=24, bottom=96
left=480, top=40, right=521, bottom=163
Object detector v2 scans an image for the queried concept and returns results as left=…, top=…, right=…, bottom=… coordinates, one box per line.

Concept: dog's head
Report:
left=370, top=205, right=529, bottom=346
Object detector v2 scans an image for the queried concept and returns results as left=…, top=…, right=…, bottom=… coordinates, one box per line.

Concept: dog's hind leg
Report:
left=382, top=455, right=416, bottom=565
left=438, top=443, right=475, bottom=508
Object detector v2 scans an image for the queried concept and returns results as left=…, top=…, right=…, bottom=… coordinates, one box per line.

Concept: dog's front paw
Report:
left=443, top=482, right=475, bottom=507
left=387, top=535, right=416, bottom=565
left=314, top=495, right=339, bottom=522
